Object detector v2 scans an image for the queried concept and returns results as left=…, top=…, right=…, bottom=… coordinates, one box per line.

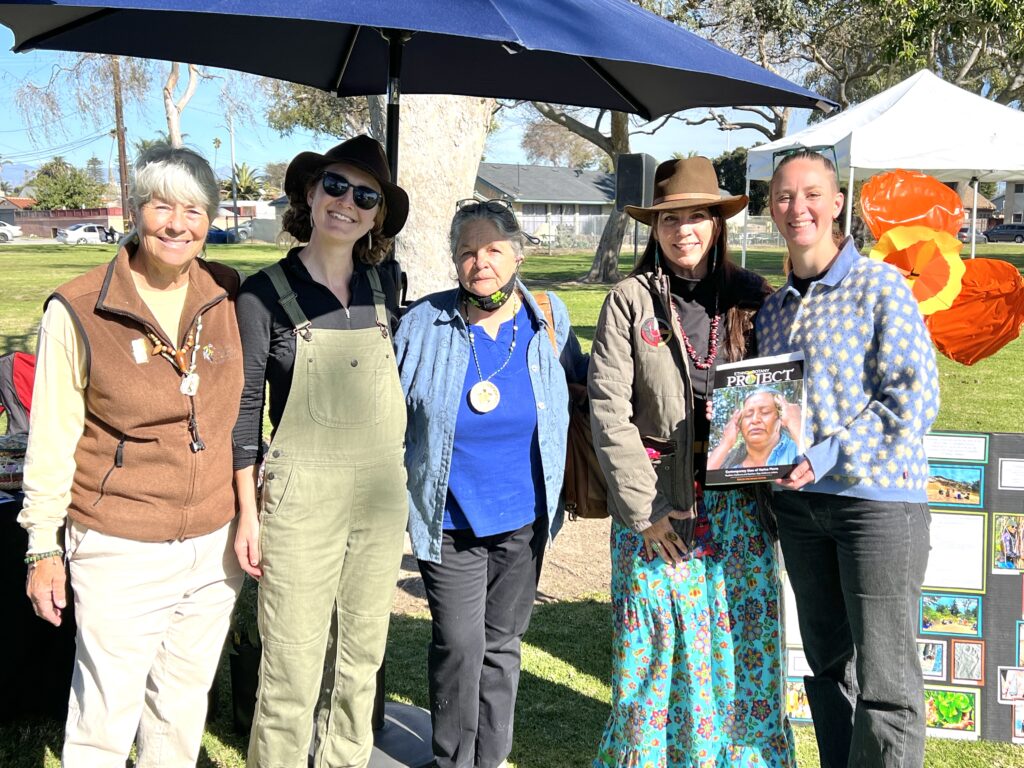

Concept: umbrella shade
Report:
left=0, top=0, right=831, bottom=120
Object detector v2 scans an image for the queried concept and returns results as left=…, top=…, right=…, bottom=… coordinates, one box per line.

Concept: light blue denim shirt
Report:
left=395, top=282, right=587, bottom=563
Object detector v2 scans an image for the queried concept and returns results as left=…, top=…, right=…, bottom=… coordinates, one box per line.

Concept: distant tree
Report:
left=85, top=155, right=105, bottom=185
left=712, top=147, right=768, bottom=214
left=520, top=120, right=605, bottom=169
left=32, top=157, right=104, bottom=210
left=221, top=163, right=267, bottom=200
left=260, top=80, right=373, bottom=138
left=212, top=137, right=222, bottom=176
left=263, top=161, right=288, bottom=197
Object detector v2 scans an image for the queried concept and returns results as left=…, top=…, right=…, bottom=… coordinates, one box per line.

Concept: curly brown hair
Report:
left=281, top=171, right=394, bottom=266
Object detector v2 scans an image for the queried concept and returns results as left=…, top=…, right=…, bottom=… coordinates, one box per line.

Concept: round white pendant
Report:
left=469, top=380, right=500, bottom=413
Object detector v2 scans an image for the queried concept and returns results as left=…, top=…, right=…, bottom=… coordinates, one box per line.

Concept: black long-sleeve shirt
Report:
left=231, top=248, right=400, bottom=470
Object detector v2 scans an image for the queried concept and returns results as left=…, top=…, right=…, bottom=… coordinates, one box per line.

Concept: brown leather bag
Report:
left=532, top=292, right=608, bottom=520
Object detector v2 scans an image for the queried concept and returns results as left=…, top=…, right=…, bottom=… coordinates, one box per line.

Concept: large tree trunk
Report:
left=584, top=111, right=630, bottom=283
left=391, top=94, right=494, bottom=300
left=584, top=208, right=629, bottom=282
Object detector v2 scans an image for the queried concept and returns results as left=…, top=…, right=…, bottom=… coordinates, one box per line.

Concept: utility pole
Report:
left=112, top=57, right=131, bottom=233
left=228, top=110, right=238, bottom=233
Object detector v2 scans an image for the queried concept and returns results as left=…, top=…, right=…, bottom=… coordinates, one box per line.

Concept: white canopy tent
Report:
left=745, top=69, right=1024, bottom=260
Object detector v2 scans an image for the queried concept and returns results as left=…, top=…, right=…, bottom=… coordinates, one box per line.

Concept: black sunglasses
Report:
left=320, top=171, right=382, bottom=210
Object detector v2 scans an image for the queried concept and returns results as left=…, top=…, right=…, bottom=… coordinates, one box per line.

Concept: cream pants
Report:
left=62, top=520, right=242, bottom=767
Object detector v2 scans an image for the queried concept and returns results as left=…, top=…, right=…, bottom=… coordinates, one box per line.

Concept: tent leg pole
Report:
left=844, top=166, right=855, bottom=239
left=971, top=177, right=979, bottom=259
left=741, top=176, right=750, bottom=268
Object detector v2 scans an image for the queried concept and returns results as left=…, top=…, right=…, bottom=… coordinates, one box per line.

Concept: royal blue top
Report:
left=443, top=301, right=543, bottom=535
left=395, top=283, right=589, bottom=564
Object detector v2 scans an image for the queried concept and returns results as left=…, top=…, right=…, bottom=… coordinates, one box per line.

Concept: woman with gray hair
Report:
left=20, top=143, right=244, bottom=765
left=395, top=199, right=587, bottom=768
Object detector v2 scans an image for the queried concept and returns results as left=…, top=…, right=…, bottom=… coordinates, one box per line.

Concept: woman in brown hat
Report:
left=232, top=135, right=410, bottom=767
left=589, top=157, right=794, bottom=766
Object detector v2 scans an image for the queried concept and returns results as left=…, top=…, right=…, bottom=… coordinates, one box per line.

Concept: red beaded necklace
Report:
left=669, top=299, right=720, bottom=370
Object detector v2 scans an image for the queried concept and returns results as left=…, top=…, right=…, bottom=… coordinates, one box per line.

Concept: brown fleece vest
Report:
left=51, top=247, right=243, bottom=542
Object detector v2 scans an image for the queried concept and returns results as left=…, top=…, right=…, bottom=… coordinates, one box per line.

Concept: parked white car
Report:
left=57, top=222, right=109, bottom=245
left=0, top=221, right=22, bottom=242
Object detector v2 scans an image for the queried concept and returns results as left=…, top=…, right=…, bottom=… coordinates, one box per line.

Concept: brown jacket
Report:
left=588, top=265, right=767, bottom=535
left=51, top=247, right=244, bottom=542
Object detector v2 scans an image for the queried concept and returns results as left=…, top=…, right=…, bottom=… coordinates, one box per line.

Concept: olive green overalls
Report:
left=248, top=263, right=408, bottom=768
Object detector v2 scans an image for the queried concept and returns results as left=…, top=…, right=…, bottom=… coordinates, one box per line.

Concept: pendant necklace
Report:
left=466, top=294, right=519, bottom=414
left=147, top=313, right=204, bottom=397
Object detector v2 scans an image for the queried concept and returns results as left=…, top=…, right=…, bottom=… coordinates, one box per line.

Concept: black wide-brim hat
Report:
left=284, top=135, right=409, bottom=238
left=624, top=156, right=748, bottom=225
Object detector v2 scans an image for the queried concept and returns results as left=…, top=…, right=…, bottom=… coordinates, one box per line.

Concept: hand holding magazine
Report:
left=706, top=352, right=806, bottom=485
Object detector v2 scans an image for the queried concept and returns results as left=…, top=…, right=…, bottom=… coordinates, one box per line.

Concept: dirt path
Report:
left=391, top=516, right=613, bottom=615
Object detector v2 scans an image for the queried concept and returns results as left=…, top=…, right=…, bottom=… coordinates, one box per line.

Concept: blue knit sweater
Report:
left=756, top=239, right=939, bottom=502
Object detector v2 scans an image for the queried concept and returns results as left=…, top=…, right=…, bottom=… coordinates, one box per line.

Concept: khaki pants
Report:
left=63, top=521, right=242, bottom=767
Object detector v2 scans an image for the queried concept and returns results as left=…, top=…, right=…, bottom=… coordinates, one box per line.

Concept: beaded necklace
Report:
left=464, top=294, right=519, bottom=413
left=145, top=312, right=207, bottom=452
left=146, top=313, right=204, bottom=396
left=669, top=300, right=720, bottom=370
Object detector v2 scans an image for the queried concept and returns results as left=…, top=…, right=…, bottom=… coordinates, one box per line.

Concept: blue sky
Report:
left=0, top=26, right=816, bottom=185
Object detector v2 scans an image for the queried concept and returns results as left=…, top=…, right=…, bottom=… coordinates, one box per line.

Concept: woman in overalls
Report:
left=232, top=135, right=409, bottom=768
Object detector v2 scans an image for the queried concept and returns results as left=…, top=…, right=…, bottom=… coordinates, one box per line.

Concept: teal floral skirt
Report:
left=594, top=488, right=794, bottom=768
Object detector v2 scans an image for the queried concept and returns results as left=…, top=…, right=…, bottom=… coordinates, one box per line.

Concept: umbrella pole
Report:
left=971, top=177, right=979, bottom=259
left=385, top=30, right=408, bottom=181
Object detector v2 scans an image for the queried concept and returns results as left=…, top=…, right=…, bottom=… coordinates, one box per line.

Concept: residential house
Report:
left=474, top=163, right=616, bottom=247
left=953, top=182, right=996, bottom=230
left=0, top=196, right=36, bottom=226
left=991, top=181, right=1024, bottom=225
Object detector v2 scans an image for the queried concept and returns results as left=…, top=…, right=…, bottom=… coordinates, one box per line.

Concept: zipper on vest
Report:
left=94, top=436, right=127, bottom=506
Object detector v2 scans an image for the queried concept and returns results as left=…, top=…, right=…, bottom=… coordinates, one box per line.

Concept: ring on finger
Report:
left=651, top=540, right=662, bottom=551
left=666, top=531, right=679, bottom=542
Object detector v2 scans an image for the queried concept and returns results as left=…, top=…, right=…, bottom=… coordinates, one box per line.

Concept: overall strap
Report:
left=366, top=267, right=390, bottom=338
left=530, top=291, right=558, bottom=352
left=263, top=261, right=312, bottom=340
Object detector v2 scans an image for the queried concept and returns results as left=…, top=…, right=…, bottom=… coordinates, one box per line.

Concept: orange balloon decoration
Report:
left=861, top=169, right=964, bottom=240
left=925, top=259, right=1024, bottom=366
left=869, top=226, right=964, bottom=316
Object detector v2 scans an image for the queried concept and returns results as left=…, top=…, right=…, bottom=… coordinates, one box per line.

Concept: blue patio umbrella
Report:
left=0, top=0, right=834, bottom=174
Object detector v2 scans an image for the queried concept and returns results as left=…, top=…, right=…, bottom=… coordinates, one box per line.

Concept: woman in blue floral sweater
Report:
left=757, top=149, right=939, bottom=768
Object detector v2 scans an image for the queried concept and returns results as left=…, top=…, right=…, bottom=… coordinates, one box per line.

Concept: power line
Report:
left=2, top=128, right=114, bottom=164
left=0, top=110, right=91, bottom=134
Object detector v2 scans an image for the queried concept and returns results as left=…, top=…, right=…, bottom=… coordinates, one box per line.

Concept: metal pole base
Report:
left=309, top=702, right=434, bottom=768
left=369, top=702, right=434, bottom=768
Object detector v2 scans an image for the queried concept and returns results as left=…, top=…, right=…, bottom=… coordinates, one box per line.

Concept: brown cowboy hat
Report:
left=284, top=135, right=409, bottom=237
left=624, top=156, right=748, bottom=225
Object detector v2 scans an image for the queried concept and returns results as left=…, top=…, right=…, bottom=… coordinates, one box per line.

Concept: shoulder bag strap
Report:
left=530, top=291, right=558, bottom=352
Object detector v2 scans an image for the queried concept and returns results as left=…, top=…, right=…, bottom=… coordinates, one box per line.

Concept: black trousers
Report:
left=417, top=516, right=547, bottom=768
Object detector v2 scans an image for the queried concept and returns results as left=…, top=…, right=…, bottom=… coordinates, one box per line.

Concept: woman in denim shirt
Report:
left=395, top=200, right=586, bottom=768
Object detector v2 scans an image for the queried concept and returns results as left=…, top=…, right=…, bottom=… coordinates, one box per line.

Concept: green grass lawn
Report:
left=3, top=241, right=1024, bottom=766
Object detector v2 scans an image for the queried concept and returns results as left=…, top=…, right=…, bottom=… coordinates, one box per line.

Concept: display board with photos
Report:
left=783, top=431, right=1024, bottom=743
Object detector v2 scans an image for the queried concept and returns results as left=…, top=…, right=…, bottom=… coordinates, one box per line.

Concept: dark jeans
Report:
left=418, top=516, right=547, bottom=768
left=774, top=491, right=930, bottom=768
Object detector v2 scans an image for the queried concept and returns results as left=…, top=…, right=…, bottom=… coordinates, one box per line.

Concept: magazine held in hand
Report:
left=706, top=352, right=806, bottom=485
